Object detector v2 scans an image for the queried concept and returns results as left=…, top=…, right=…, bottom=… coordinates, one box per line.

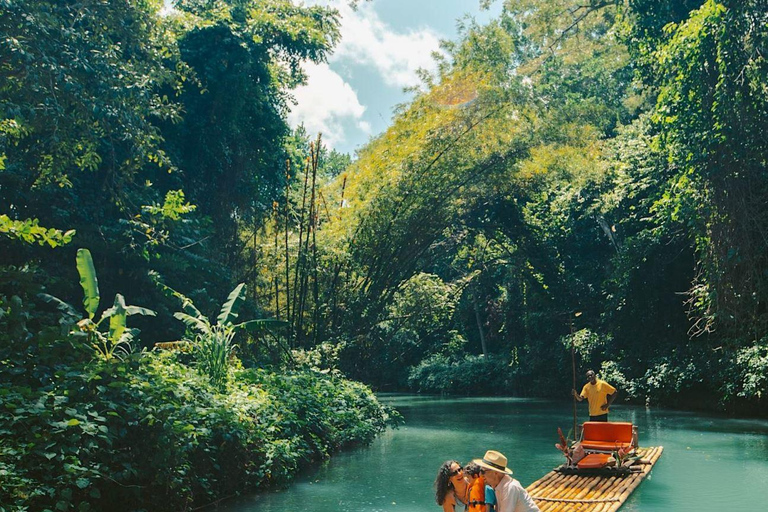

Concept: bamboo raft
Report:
left=525, top=446, right=664, bottom=512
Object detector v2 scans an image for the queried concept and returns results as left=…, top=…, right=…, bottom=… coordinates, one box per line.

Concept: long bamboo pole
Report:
left=571, top=311, right=583, bottom=437
left=571, top=315, right=577, bottom=438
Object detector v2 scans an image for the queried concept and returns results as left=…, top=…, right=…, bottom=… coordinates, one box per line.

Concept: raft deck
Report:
left=525, top=446, right=663, bottom=512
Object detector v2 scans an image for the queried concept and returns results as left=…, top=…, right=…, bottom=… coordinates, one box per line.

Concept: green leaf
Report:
left=173, top=312, right=210, bottom=333
left=124, top=305, right=156, bottom=317
left=76, top=249, right=100, bottom=319
left=217, top=283, right=246, bottom=326
left=0, top=214, right=75, bottom=247
left=38, top=293, right=79, bottom=321
left=67, top=418, right=81, bottom=427
left=108, top=294, right=127, bottom=342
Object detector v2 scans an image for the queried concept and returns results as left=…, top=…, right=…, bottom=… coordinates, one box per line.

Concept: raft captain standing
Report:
left=572, top=369, right=618, bottom=422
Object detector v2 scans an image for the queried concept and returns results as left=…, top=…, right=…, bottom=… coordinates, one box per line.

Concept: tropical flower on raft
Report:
left=555, top=427, right=572, bottom=463
left=615, top=446, right=631, bottom=466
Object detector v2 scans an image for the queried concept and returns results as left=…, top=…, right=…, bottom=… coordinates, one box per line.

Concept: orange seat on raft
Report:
left=580, top=422, right=635, bottom=452
left=577, top=453, right=612, bottom=469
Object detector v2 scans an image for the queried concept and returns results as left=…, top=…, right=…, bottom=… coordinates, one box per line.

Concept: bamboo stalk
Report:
left=311, top=135, right=320, bottom=345
left=284, top=159, right=291, bottom=327
left=339, top=174, right=347, bottom=212
left=536, top=498, right=621, bottom=504
left=531, top=472, right=568, bottom=497
left=571, top=474, right=607, bottom=501
left=274, top=205, right=280, bottom=320
left=543, top=476, right=588, bottom=511
left=583, top=475, right=618, bottom=505
left=527, top=467, right=562, bottom=491
left=291, top=155, right=311, bottom=332
left=299, top=137, right=320, bottom=341
left=528, top=471, right=561, bottom=494
left=584, top=483, right=618, bottom=512
left=552, top=475, right=591, bottom=509
left=295, top=152, right=314, bottom=344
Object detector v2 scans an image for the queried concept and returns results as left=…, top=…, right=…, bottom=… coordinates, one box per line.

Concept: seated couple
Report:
left=435, top=450, right=540, bottom=512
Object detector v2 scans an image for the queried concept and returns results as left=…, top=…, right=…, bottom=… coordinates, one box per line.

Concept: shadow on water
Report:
left=218, top=395, right=768, bottom=512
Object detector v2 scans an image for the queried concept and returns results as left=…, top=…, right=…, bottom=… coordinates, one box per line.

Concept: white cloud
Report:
left=305, top=0, right=444, bottom=88
left=287, top=62, right=368, bottom=148
left=289, top=1, right=447, bottom=150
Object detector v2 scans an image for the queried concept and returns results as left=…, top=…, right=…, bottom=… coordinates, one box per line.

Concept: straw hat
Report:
left=473, top=450, right=514, bottom=475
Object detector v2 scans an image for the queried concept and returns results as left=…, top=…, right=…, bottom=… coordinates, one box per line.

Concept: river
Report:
left=219, top=395, right=768, bottom=511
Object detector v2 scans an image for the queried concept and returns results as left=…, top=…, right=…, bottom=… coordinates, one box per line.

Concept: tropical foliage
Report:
left=250, top=0, right=768, bottom=412
left=0, top=349, right=395, bottom=511
left=2, top=0, right=768, bottom=509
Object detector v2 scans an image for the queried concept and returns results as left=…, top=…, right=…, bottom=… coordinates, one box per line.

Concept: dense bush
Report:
left=0, top=328, right=396, bottom=512
left=407, top=354, right=513, bottom=395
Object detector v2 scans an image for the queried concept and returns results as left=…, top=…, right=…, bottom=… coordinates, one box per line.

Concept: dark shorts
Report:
left=589, top=414, right=608, bottom=422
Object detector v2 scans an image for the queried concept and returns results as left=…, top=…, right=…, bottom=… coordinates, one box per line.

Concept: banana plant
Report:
left=173, top=283, right=285, bottom=335
left=154, top=275, right=285, bottom=386
left=71, top=248, right=155, bottom=360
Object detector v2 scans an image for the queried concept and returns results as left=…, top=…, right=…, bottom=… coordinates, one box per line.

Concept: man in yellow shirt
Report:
left=572, top=370, right=617, bottom=422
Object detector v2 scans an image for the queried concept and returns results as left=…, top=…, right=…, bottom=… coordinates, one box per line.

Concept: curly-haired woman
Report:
left=435, top=460, right=470, bottom=511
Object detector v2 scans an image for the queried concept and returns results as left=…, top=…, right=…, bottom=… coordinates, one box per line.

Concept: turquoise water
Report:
left=218, top=395, right=768, bottom=511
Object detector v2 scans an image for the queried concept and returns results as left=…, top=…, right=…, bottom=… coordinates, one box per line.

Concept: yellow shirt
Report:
left=580, top=379, right=617, bottom=417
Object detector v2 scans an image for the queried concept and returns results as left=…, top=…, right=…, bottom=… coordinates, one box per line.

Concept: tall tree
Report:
left=160, top=0, right=340, bottom=266
left=0, top=0, right=182, bottom=310
left=624, top=0, right=768, bottom=338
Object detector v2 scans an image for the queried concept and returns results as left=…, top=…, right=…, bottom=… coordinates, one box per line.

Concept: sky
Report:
left=290, top=0, right=501, bottom=154
left=161, top=1, right=502, bottom=155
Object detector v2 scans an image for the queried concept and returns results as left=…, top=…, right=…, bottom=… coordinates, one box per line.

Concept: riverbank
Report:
left=0, top=346, right=398, bottom=512
left=405, top=352, right=768, bottom=417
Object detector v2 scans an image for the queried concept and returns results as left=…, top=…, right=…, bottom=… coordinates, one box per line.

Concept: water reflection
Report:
left=219, top=396, right=768, bottom=512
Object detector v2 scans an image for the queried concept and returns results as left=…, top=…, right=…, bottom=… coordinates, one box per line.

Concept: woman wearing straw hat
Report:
left=473, top=450, right=540, bottom=512
left=434, top=460, right=470, bottom=512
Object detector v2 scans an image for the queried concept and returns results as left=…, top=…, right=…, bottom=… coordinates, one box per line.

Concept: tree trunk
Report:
left=474, top=302, right=488, bottom=356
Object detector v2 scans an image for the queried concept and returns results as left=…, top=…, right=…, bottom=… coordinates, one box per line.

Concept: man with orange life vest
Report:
left=572, top=369, right=618, bottom=422
left=464, top=462, right=496, bottom=512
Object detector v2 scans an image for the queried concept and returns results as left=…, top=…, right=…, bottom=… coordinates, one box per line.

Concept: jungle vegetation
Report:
left=2, top=0, right=768, bottom=510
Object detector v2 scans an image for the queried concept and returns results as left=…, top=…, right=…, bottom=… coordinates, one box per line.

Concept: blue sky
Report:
left=287, top=1, right=501, bottom=154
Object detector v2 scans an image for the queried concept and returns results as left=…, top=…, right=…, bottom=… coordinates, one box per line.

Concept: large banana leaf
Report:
left=217, top=283, right=246, bottom=326
left=103, top=297, right=156, bottom=319
left=38, top=293, right=79, bottom=323
left=174, top=312, right=211, bottom=334
left=76, top=249, right=100, bottom=319
left=149, top=271, right=204, bottom=319
left=125, top=305, right=156, bottom=317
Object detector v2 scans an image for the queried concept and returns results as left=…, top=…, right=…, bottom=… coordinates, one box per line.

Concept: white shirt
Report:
left=494, top=475, right=540, bottom=512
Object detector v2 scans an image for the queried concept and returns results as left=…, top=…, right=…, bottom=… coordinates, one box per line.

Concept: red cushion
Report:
left=582, top=422, right=633, bottom=442
left=580, top=440, right=634, bottom=452
left=577, top=453, right=612, bottom=469
left=581, top=422, right=634, bottom=452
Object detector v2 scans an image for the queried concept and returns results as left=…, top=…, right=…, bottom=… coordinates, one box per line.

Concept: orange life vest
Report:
left=467, top=474, right=487, bottom=512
